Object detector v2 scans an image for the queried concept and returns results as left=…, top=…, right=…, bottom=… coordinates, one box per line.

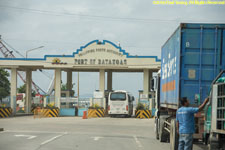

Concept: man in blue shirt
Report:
left=176, top=97, right=209, bottom=150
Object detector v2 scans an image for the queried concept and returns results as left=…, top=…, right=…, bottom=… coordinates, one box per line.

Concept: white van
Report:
left=108, top=90, right=134, bottom=117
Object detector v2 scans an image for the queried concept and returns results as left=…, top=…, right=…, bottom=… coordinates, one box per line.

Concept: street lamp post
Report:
left=26, top=46, right=44, bottom=58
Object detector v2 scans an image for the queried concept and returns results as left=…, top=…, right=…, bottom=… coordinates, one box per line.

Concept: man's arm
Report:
left=198, top=97, right=209, bottom=112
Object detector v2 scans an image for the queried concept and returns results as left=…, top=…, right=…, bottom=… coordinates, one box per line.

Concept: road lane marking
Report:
left=5, top=130, right=149, bottom=140
left=92, top=136, right=103, bottom=141
left=14, top=134, right=37, bottom=140
left=41, top=135, right=63, bottom=145
left=27, top=136, right=36, bottom=139
left=133, top=135, right=142, bottom=148
left=41, top=132, right=67, bottom=145
left=5, top=130, right=67, bottom=134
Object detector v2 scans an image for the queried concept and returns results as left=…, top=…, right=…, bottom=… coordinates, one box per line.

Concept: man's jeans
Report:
left=178, top=134, right=193, bottom=150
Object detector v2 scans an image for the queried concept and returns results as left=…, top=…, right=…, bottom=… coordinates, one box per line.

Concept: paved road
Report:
left=0, top=116, right=207, bottom=150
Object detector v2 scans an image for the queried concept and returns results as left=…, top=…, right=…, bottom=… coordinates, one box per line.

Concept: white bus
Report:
left=108, top=90, right=134, bottom=117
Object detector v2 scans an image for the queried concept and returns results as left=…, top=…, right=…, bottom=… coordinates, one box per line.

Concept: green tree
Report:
left=17, top=84, right=26, bottom=93
left=0, top=69, right=10, bottom=100
left=17, top=84, right=36, bottom=97
left=61, top=83, right=67, bottom=90
left=61, top=83, right=75, bottom=90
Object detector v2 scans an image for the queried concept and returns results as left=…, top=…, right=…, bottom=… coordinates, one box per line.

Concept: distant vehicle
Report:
left=16, top=93, right=25, bottom=108
left=108, top=90, right=134, bottom=117
left=16, top=93, right=25, bottom=112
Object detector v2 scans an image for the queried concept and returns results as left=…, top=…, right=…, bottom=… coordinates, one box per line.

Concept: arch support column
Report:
left=143, top=69, right=150, bottom=96
left=67, top=70, right=72, bottom=90
left=10, top=68, right=17, bottom=114
left=99, top=69, right=105, bottom=94
left=143, top=69, right=153, bottom=109
left=55, top=69, right=61, bottom=108
left=25, top=69, right=32, bottom=113
left=107, top=71, right=112, bottom=91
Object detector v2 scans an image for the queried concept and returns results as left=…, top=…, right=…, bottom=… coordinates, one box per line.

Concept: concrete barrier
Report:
left=59, top=108, right=75, bottom=116
left=34, top=108, right=59, bottom=118
left=135, top=110, right=152, bottom=119
left=88, top=109, right=105, bottom=118
left=0, top=107, right=12, bottom=118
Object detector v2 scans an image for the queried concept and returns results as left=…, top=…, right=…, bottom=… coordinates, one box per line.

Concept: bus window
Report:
left=110, top=93, right=126, bottom=101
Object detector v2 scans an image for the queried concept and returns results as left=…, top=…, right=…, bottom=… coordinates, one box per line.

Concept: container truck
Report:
left=204, top=70, right=225, bottom=150
left=154, top=23, right=225, bottom=150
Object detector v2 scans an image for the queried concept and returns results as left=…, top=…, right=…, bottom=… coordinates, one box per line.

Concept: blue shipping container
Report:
left=160, top=23, right=225, bottom=109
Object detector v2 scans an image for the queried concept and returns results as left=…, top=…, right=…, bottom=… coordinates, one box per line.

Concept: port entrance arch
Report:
left=0, top=40, right=160, bottom=113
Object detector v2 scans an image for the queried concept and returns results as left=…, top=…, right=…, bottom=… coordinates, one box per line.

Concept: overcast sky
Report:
left=0, top=0, right=225, bottom=98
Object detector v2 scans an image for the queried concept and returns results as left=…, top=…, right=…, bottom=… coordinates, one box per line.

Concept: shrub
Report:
left=45, top=102, right=58, bottom=109
left=89, top=104, right=103, bottom=109
left=0, top=104, right=6, bottom=108
left=136, top=103, right=148, bottom=110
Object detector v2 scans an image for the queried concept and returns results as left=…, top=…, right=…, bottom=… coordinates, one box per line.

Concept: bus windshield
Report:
left=110, top=92, right=126, bottom=101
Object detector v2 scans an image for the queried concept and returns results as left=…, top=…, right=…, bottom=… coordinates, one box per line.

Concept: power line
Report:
left=0, top=5, right=179, bottom=23
left=1, top=5, right=224, bottom=23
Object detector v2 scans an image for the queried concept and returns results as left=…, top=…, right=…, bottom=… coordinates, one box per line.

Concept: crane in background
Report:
left=0, top=36, right=47, bottom=95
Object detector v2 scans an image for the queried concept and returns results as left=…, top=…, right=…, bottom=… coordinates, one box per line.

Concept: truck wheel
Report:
left=155, top=118, right=159, bottom=140
left=170, top=119, right=178, bottom=150
left=159, top=116, right=169, bottom=142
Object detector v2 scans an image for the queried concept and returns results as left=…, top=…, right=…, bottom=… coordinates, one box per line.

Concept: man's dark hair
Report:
left=180, top=97, right=188, bottom=106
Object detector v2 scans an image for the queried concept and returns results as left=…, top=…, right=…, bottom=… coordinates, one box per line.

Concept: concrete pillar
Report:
left=43, top=97, right=47, bottom=107
left=107, top=71, right=112, bottom=91
left=143, top=69, right=149, bottom=109
left=143, top=69, right=150, bottom=96
left=67, top=70, right=72, bottom=90
left=143, top=69, right=153, bottom=110
left=10, top=68, right=17, bottom=114
left=25, top=69, right=32, bottom=113
left=99, top=69, right=105, bottom=94
left=55, top=69, right=61, bottom=108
